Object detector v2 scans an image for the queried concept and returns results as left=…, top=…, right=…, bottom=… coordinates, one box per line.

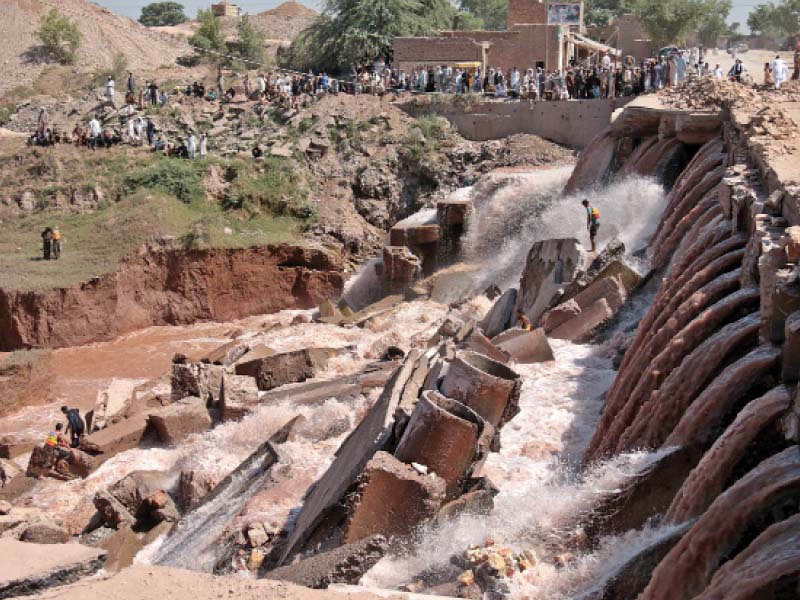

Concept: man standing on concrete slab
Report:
left=772, top=55, right=788, bottom=90
left=582, top=199, right=599, bottom=252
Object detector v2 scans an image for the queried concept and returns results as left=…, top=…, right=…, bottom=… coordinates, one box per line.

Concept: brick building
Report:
left=211, top=1, right=240, bottom=17
left=393, top=1, right=614, bottom=74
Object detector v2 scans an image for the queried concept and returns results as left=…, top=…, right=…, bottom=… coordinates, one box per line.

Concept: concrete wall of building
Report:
left=404, top=98, right=633, bottom=147
left=394, top=24, right=563, bottom=73
left=507, top=0, right=549, bottom=27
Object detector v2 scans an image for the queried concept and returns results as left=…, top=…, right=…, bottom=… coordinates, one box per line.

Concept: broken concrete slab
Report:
left=516, top=238, right=587, bottom=324
left=494, top=328, right=554, bottom=364
left=479, top=288, right=518, bottom=339
left=343, top=452, right=445, bottom=544
left=93, top=490, right=135, bottom=530
left=234, top=347, right=341, bottom=391
left=394, top=391, right=481, bottom=497
left=265, top=535, right=387, bottom=588
left=84, top=414, right=151, bottom=466
left=170, top=362, right=224, bottom=405
left=147, top=398, right=213, bottom=447
left=0, top=538, right=106, bottom=598
left=277, top=352, right=421, bottom=565
left=259, top=376, right=363, bottom=407
left=201, top=340, right=251, bottom=366
left=541, top=299, right=582, bottom=333
left=108, top=470, right=174, bottom=519
left=0, top=438, right=36, bottom=460
left=219, top=374, right=260, bottom=421
left=782, top=311, right=800, bottom=383
left=467, top=330, right=511, bottom=364
left=440, top=351, right=521, bottom=428
left=570, top=275, right=628, bottom=313
left=549, top=298, right=614, bottom=342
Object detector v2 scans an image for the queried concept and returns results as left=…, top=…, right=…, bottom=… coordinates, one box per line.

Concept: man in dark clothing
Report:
left=127, top=72, right=135, bottom=95
left=149, top=80, right=159, bottom=106
left=582, top=199, right=600, bottom=252
left=61, top=406, right=85, bottom=448
left=41, top=227, right=53, bottom=260
left=146, top=118, right=155, bottom=147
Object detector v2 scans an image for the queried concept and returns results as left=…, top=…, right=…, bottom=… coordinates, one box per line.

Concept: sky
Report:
left=95, top=0, right=760, bottom=32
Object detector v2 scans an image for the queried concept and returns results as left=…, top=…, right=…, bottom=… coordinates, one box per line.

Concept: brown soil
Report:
left=31, top=564, right=385, bottom=600
left=0, top=0, right=187, bottom=97
left=0, top=243, right=344, bottom=350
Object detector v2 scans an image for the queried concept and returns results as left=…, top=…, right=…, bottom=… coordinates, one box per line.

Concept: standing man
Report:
left=88, top=114, right=102, bottom=151
left=582, top=199, right=599, bottom=252
left=41, top=227, right=53, bottom=260
left=149, top=80, right=159, bottom=106
left=216, top=66, right=225, bottom=103
left=51, top=226, right=62, bottom=259
left=61, top=406, right=85, bottom=448
left=105, top=76, right=115, bottom=107
left=772, top=55, right=788, bottom=90
left=146, top=117, right=155, bottom=147
left=187, top=131, right=197, bottom=159
left=127, top=71, right=135, bottom=95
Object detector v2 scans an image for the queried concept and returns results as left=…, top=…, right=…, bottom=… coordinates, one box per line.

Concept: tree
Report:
left=280, top=0, right=454, bottom=73
left=583, top=0, right=636, bottom=28
left=458, top=0, right=507, bottom=30
left=189, top=9, right=227, bottom=62
left=232, top=16, right=266, bottom=66
left=139, top=2, right=188, bottom=27
left=631, top=0, right=715, bottom=47
left=748, top=0, right=800, bottom=38
left=696, top=0, right=732, bottom=46
left=36, top=8, right=82, bottom=64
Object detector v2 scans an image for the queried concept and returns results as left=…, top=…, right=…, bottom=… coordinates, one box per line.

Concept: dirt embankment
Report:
left=0, top=243, right=344, bottom=350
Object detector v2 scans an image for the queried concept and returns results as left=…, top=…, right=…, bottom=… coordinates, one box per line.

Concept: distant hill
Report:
left=0, top=0, right=186, bottom=96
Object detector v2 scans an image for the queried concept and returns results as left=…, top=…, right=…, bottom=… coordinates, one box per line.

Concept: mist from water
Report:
left=459, top=167, right=667, bottom=292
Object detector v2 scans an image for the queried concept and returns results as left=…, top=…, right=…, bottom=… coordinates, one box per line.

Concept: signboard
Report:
left=547, top=3, right=581, bottom=26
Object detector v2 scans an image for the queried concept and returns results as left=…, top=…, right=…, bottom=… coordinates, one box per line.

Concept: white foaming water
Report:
left=460, top=167, right=667, bottom=292
left=362, top=340, right=670, bottom=597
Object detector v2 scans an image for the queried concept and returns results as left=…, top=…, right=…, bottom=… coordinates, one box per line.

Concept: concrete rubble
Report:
left=147, top=398, right=214, bottom=447
left=234, top=347, right=340, bottom=391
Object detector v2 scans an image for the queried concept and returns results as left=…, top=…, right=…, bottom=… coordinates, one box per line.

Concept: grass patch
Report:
left=399, top=115, right=452, bottom=162
left=0, top=189, right=301, bottom=292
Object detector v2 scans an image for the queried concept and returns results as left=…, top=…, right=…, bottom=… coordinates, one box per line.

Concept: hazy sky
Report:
left=94, top=0, right=760, bottom=32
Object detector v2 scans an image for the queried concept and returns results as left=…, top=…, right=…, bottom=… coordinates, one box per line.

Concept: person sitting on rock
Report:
left=46, top=423, right=72, bottom=461
left=252, top=143, right=264, bottom=160
left=61, top=406, right=85, bottom=448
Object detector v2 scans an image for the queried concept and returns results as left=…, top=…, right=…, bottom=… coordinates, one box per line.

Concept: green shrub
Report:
left=139, top=2, right=188, bottom=27
left=124, top=160, right=203, bottom=204
left=180, top=217, right=212, bottom=249
left=36, top=9, right=82, bottom=65
left=92, top=51, right=129, bottom=88
left=223, top=158, right=313, bottom=220
left=0, top=104, right=17, bottom=127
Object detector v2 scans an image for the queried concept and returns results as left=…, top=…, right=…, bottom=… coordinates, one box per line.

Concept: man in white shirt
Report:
left=772, top=55, right=788, bottom=89
left=713, top=64, right=724, bottom=79
left=601, top=53, right=611, bottom=70
left=88, top=115, right=101, bottom=151
left=105, top=76, right=115, bottom=107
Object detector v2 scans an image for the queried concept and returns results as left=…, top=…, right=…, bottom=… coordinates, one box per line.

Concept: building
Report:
left=591, top=14, right=655, bottom=60
left=393, top=0, right=618, bottom=74
left=211, top=1, right=240, bottom=17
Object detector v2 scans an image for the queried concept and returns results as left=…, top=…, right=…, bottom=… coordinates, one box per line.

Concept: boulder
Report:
left=0, top=539, right=106, bottom=598
left=343, top=452, right=445, bottom=544
left=440, top=351, right=521, bottom=428
left=26, top=445, right=89, bottom=481
left=542, top=299, right=582, bottom=333
left=437, top=488, right=495, bottom=523
left=20, top=521, right=70, bottom=544
left=147, top=398, right=213, bottom=447
left=265, top=535, right=388, bottom=588
left=108, top=471, right=173, bottom=518
left=549, top=298, right=614, bottom=342
left=170, top=362, right=224, bottom=405
left=93, top=490, right=135, bottom=530
left=516, top=238, right=587, bottom=325
left=234, top=348, right=340, bottom=391
left=219, top=374, right=260, bottom=421
left=394, top=391, right=483, bottom=497
left=0, top=501, right=10, bottom=516
left=479, top=289, right=518, bottom=338
left=0, top=437, right=36, bottom=460
left=494, top=328, right=554, bottom=364
left=178, top=469, right=216, bottom=512
left=201, top=341, right=251, bottom=366
left=140, top=490, right=180, bottom=524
